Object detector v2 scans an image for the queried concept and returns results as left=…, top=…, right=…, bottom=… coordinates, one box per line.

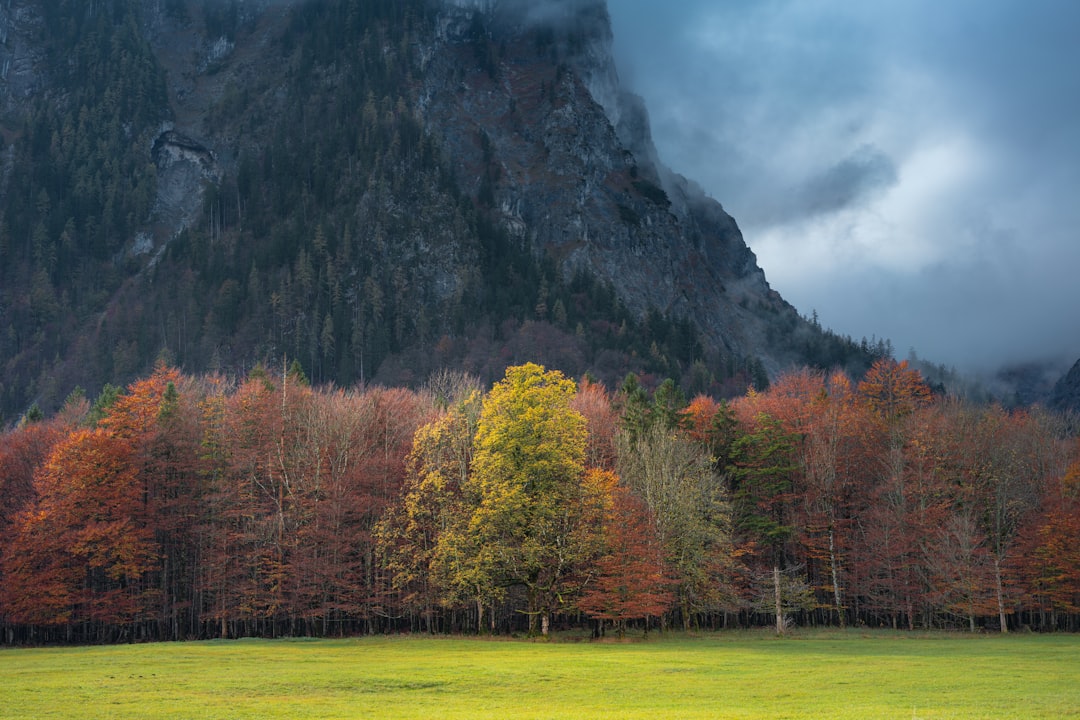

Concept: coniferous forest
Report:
left=0, top=0, right=876, bottom=423
left=1, top=360, right=1077, bottom=644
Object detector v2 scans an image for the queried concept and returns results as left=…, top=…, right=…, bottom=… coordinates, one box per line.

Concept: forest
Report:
left=0, top=359, right=1077, bottom=645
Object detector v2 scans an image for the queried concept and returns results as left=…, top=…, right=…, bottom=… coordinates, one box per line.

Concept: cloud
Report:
left=446, top=0, right=603, bottom=27
left=607, top=0, right=1080, bottom=370
left=788, top=144, right=898, bottom=224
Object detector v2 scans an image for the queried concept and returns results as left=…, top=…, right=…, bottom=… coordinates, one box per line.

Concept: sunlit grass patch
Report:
left=1, top=630, right=1077, bottom=719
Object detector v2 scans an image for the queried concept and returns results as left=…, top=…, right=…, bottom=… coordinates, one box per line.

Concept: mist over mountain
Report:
left=0, top=0, right=888, bottom=421
left=1050, top=359, right=1080, bottom=415
left=607, top=0, right=1080, bottom=378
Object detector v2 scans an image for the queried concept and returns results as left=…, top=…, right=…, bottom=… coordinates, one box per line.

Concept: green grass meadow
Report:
left=1, top=631, right=1077, bottom=719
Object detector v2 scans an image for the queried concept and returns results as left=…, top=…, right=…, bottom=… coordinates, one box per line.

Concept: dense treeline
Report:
left=1, top=360, right=1077, bottom=644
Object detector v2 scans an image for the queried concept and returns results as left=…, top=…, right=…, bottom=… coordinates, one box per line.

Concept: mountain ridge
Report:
left=0, top=0, right=878, bottom=421
left=420, top=0, right=781, bottom=358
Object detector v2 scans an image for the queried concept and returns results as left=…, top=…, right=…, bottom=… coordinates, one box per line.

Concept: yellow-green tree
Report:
left=376, top=391, right=481, bottom=632
left=461, top=363, right=596, bottom=636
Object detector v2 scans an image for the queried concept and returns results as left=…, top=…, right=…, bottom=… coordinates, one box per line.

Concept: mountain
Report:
left=0, top=0, right=877, bottom=422
left=1050, top=358, right=1080, bottom=414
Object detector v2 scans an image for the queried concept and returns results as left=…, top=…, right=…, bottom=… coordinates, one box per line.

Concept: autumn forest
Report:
left=1, top=359, right=1077, bottom=645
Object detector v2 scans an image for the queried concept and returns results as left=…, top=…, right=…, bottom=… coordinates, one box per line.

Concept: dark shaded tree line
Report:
left=0, top=359, right=1078, bottom=644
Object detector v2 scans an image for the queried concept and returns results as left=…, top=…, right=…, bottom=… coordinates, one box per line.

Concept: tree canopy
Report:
left=0, top=360, right=1077, bottom=643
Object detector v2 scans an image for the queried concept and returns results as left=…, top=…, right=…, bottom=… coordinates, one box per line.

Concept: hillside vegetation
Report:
left=0, top=0, right=880, bottom=422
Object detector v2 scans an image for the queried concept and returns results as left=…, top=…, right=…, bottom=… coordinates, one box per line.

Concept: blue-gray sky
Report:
left=607, top=0, right=1080, bottom=372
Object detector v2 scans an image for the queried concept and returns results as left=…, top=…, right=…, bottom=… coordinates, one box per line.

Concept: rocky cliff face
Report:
left=419, top=0, right=800, bottom=365
left=0, top=1, right=45, bottom=109
left=0, top=1, right=44, bottom=204
left=133, top=0, right=804, bottom=365
left=1050, top=358, right=1080, bottom=413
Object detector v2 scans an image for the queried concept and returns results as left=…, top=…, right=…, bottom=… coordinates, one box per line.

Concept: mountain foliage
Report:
left=0, top=0, right=882, bottom=424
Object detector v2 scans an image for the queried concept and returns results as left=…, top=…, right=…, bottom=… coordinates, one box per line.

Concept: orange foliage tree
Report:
left=1016, top=448, right=1080, bottom=626
left=0, top=428, right=157, bottom=636
left=576, top=469, right=674, bottom=635
left=848, top=359, right=939, bottom=629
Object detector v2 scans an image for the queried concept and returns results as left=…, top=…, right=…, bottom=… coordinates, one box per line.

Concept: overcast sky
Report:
left=606, top=0, right=1080, bottom=372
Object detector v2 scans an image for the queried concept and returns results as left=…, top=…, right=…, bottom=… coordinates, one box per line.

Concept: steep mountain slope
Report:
left=0, top=0, right=875, bottom=421
left=422, top=1, right=819, bottom=362
left=1050, top=358, right=1080, bottom=414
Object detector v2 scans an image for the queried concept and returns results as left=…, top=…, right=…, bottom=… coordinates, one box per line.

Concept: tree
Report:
left=617, top=373, right=651, bottom=442
left=791, top=371, right=871, bottom=628
left=927, top=513, right=996, bottom=632
left=576, top=469, right=674, bottom=635
left=730, top=413, right=800, bottom=634
left=0, top=429, right=157, bottom=634
left=377, top=391, right=480, bottom=631
left=458, top=363, right=592, bottom=636
left=131, top=371, right=208, bottom=640
left=980, top=407, right=1067, bottom=632
left=0, top=415, right=68, bottom=539
left=617, top=425, right=735, bottom=628
left=1015, top=446, right=1080, bottom=627
left=858, top=358, right=932, bottom=421
left=269, top=384, right=428, bottom=633
left=569, top=377, right=618, bottom=471
left=99, top=365, right=184, bottom=440
left=848, top=358, right=938, bottom=629
left=683, top=395, right=734, bottom=450
left=198, top=367, right=426, bottom=637
left=651, top=378, right=688, bottom=431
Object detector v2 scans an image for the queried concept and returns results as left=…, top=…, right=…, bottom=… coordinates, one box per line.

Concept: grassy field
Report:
left=1, top=630, right=1077, bottom=719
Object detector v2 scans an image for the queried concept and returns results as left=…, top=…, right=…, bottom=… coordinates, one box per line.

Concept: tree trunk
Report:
left=829, top=528, right=844, bottom=628
left=541, top=611, right=550, bottom=637
left=994, top=557, right=1008, bottom=633
left=774, top=565, right=784, bottom=635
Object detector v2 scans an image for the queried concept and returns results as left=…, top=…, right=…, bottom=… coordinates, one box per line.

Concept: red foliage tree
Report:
left=684, top=395, right=721, bottom=445
left=289, top=386, right=430, bottom=630
left=196, top=368, right=429, bottom=636
left=796, top=371, right=875, bottom=627
left=926, top=512, right=997, bottom=631
left=0, top=429, right=157, bottom=634
left=846, top=360, right=940, bottom=629
left=0, top=417, right=67, bottom=539
left=577, top=470, right=674, bottom=634
left=99, top=365, right=207, bottom=637
left=850, top=404, right=951, bottom=629
left=1016, top=451, right=1080, bottom=625
left=138, top=372, right=210, bottom=639
left=570, top=378, right=619, bottom=471
left=196, top=372, right=280, bottom=637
